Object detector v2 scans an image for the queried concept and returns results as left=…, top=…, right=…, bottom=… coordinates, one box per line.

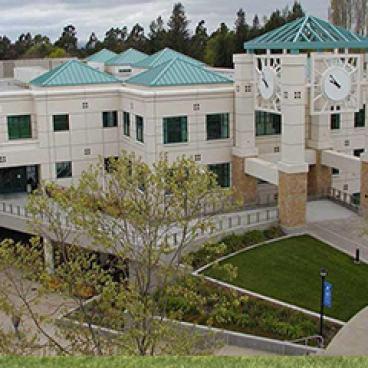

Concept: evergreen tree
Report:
left=103, top=27, right=127, bottom=52
left=55, top=25, right=78, bottom=55
left=86, top=32, right=101, bottom=52
left=249, top=14, right=261, bottom=40
left=147, top=16, right=167, bottom=53
left=14, top=33, right=33, bottom=57
left=263, top=10, right=286, bottom=33
left=287, top=1, right=305, bottom=21
left=189, top=20, right=208, bottom=61
left=234, top=9, right=249, bottom=53
left=0, top=35, right=13, bottom=60
left=205, top=23, right=235, bottom=67
left=126, top=24, right=147, bottom=51
left=167, top=2, right=190, bottom=53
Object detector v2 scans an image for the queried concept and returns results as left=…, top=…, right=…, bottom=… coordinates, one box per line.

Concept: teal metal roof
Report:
left=126, top=57, right=232, bottom=87
left=105, top=48, right=148, bottom=66
left=31, top=60, right=121, bottom=87
left=85, top=48, right=117, bottom=63
left=244, top=15, right=368, bottom=51
left=134, top=47, right=204, bottom=69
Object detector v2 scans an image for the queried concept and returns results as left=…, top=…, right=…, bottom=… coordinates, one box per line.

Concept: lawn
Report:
left=1, top=357, right=368, bottom=368
left=204, top=235, right=368, bottom=322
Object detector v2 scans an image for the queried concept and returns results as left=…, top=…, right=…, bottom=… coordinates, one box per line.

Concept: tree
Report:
left=126, top=23, right=147, bottom=51
left=249, top=15, right=261, bottom=40
left=0, top=153, right=232, bottom=355
left=234, top=9, right=249, bottom=53
left=147, top=16, right=167, bottom=53
left=287, top=1, right=305, bottom=21
left=47, top=47, right=68, bottom=58
left=55, top=25, right=78, bottom=55
left=23, top=35, right=52, bottom=58
left=0, top=36, right=14, bottom=60
left=329, top=0, right=354, bottom=30
left=14, top=33, right=34, bottom=57
left=167, top=2, right=190, bottom=53
left=85, top=32, right=101, bottom=53
left=103, top=27, right=127, bottom=52
left=189, top=20, right=208, bottom=61
left=205, top=23, right=235, bottom=68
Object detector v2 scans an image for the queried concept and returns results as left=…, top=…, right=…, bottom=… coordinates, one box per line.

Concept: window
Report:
left=104, top=156, right=119, bottom=173
left=53, top=114, right=69, bottom=131
left=330, top=114, right=340, bottom=130
left=123, top=112, right=130, bottom=136
left=332, top=168, right=340, bottom=175
left=355, top=105, right=365, bottom=128
left=118, top=68, right=132, bottom=73
left=163, top=116, right=188, bottom=144
left=352, top=193, right=361, bottom=206
left=7, top=115, right=32, bottom=140
left=56, top=161, right=72, bottom=179
left=208, top=163, right=231, bottom=188
left=255, top=111, right=281, bottom=136
left=206, top=113, right=229, bottom=140
left=136, top=115, right=144, bottom=142
left=103, top=111, right=118, bottom=128
left=354, top=148, right=365, bottom=157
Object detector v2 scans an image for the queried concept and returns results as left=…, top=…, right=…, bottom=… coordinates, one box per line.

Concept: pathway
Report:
left=306, top=200, right=368, bottom=261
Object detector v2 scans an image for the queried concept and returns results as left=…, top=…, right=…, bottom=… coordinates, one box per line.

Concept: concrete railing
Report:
left=0, top=199, right=279, bottom=248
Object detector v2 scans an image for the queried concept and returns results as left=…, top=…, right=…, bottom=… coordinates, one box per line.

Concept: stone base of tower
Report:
left=360, top=159, right=368, bottom=218
left=308, top=151, right=332, bottom=198
left=232, top=155, right=257, bottom=206
left=278, top=171, right=307, bottom=230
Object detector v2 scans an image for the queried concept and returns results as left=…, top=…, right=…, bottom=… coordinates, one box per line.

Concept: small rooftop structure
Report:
left=244, top=15, right=368, bottom=52
left=126, top=57, right=231, bottom=87
left=31, top=60, right=121, bottom=87
left=105, top=48, right=148, bottom=66
left=85, top=48, right=117, bottom=63
left=134, top=47, right=204, bottom=69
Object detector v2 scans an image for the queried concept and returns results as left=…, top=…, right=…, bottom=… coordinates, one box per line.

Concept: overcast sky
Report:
left=0, top=0, right=329, bottom=42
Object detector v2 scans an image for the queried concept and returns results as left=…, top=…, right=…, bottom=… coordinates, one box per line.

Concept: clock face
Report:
left=322, top=66, right=352, bottom=102
left=258, top=67, right=276, bottom=101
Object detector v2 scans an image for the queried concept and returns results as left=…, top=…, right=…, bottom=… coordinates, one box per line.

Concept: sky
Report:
left=0, top=0, right=329, bottom=42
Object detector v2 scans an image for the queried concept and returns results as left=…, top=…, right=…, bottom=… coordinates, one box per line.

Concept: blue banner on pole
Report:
left=324, top=281, right=333, bottom=308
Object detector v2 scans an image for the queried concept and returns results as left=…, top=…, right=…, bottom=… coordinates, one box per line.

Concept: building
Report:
left=1, top=16, right=368, bottom=231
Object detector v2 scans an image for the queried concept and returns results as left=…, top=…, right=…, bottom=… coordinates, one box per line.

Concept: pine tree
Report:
left=126, top=24, right=147, bottom=52
left=235, top=9, right=249, bottom=53
left=147, top=16, right=167, bottom=53
left=55, top=25, right=78, bottom=55
left=189, top=20, right=208, bottom=61
left=167, top=2, right=190, bottom=53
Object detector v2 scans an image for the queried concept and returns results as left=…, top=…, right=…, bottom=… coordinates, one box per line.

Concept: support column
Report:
left=43, top=237, right=55, bottom=274
left=232, top=53, right=258, bottom=205
left=308, top=150, right=332, bottom=197
left=232, top=155, right=257, bottom=204
left=278, top=54, right=308, bottom=230
left=279, top=170, right=308, bottom=229
left=360, top=153, right=368, bottom=217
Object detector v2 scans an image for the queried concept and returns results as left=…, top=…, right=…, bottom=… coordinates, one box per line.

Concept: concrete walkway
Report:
left=325, top=307, right=368, bottom=356
left=215, top=345, right=274, bottom=356
left=306, top=200, right=368, bottom=261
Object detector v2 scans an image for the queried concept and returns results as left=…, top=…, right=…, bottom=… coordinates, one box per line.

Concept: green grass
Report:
left=1, top=357, right=368, bottom=368
left=204, top=235, right=368, bottom=322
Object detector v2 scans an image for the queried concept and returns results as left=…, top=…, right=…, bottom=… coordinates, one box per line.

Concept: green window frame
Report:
left=56, top=161, right=72, bottom=179
left=163, top=116, right=188, bottom=144
left=123, top=112, right=130, bottom=136
left=206, top=113, right=229, bottom=140
left=103, top=111, right=118, bottom=128
left=7, top=115, right=32, bottom=140
left=53, top=114, right=69, bottom=131
left=255, top=111, right=281, bottom=136
left=354, top=105, right=365, bottom=128
left=208, top=163, right=231, bottom=188
left=330, top=114, right=340, bottom=130
left=136, top=115, right=144, bottom=143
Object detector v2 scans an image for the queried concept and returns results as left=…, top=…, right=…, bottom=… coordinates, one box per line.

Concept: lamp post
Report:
left=319, top=268, right=328, bottom=342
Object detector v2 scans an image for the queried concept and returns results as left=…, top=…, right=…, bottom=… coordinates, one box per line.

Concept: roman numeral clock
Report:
left=310, top=54, right=361, bottom=114
left=255, top=56, right=282, bottom=113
